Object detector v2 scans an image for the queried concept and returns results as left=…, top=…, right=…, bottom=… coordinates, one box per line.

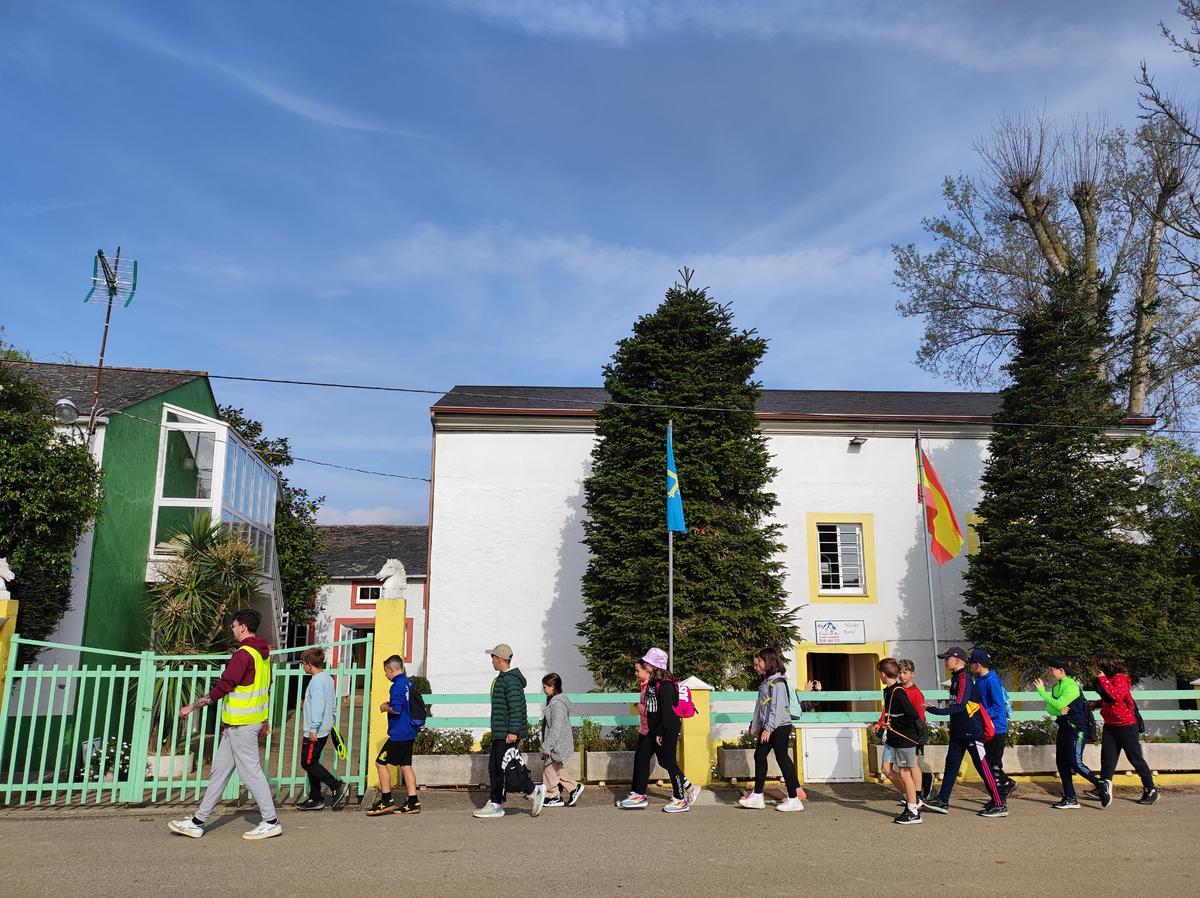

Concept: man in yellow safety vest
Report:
left=168, top=609, right=282, bottom=841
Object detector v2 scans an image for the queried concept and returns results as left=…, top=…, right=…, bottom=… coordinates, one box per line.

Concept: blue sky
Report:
left=1, top=1, right=1192, bottom=523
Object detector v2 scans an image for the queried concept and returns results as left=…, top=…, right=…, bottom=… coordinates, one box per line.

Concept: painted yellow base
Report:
left=0, top=599, right=18, bottom=697
left=680, top=689, right=712, bottom=786
left=366, top=597, right=407, bottom=790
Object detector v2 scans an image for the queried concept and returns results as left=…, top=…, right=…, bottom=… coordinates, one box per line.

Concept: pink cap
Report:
left=641, top=647, right=668, bottom=670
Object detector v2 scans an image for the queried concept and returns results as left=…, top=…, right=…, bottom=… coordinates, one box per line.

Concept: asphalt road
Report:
left=2, top=783, right=1196, bottom=897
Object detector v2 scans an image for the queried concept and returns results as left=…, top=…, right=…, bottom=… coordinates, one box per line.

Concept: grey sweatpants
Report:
left=195, top=723, right=276, bottom=823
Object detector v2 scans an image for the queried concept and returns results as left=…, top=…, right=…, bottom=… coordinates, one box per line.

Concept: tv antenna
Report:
left=83, top=247, right=138, bottom=438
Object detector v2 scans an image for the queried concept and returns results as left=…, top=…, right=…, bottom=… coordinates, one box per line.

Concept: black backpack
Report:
left=408, top=683, right=429, bottom=727
left=1079, top=691, right=1098, bottom=743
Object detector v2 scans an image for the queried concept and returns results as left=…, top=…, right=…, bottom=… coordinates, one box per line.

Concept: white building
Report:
left=312, top=525, right=428, bottom=679
left=424, top=385, right=1154, bottom=704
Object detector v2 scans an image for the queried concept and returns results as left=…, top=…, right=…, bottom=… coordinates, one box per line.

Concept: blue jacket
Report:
left=386, top=674, right=419, bottom=741
left=973, top=670, right=1009, bottom=735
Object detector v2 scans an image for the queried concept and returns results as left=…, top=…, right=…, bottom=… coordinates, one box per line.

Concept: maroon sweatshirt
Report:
left=199, top=636, right=271, bottom=706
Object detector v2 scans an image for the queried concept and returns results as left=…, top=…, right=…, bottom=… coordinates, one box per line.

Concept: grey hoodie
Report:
left=752, top=673, right=793, bottom=734
left=541, top=693, right=575, bottom=763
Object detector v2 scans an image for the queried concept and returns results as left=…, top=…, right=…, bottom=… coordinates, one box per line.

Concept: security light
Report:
left=848, top=436, right=868, bottom=447
left=54, top=398, right=79, bottom=425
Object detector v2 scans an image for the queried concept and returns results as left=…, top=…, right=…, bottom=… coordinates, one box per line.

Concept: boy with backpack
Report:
left=295, top=647, right=350, bottom=811
left=873, top=657, right=923, bottom=824
left=366, top=655, right=423, bottom=816
left=474, top=644, right=545, bottom=819
left=1034, top=656, right=1106, bottom=810
left=969, top=648, right=1016, bottom=802
left=922, top=647, right=1008, bottom=819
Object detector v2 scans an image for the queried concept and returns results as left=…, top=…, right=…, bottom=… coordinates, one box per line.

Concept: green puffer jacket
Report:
left=490, top=667, right=529, bottom=738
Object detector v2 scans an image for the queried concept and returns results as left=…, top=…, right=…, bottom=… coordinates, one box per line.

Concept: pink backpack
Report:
left=672, top=682, right=696, bottom=719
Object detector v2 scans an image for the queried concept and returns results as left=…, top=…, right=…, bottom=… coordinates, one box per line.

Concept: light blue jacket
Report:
left=303, top=670, right=336, bottom=737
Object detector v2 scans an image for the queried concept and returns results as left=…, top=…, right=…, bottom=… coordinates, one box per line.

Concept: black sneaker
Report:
left=1052, top=797, right=1080, bottom=810
left=1137, top=788, right=1159, bottom=806
left=920, top=797, right=950, bottom=815
left=542, top=797, right=566, bottom=808
left=399, top=798, right=422, bottom=815
left=295, top=798, right=324, bottom=811
left=567, top=784, right=585, bottom=807
left=366, top=799, right=396, bottom=817
left=978, top=803, right=1009, bottom=818
left=893, top=808, right=923, bottom=825
left=330, top=782, right=350, bottom=810
left=1099, top=780, right=1113, bottom=809
left=1000, top=780, right=1017, bottom=801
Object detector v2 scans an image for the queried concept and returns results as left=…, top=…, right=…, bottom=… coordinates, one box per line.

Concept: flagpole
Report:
left=668, top=418, right=675, bottom=671
left=916, top=429, right=941, bottom=661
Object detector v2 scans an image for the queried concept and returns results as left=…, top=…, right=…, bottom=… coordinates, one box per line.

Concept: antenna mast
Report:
left=83, top=247, right=138, bottom=439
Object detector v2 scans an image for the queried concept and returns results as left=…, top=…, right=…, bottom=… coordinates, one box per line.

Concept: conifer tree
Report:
left=962, top=269, right=1200, bottom=680
left=577, top=273, right=796, bottom=689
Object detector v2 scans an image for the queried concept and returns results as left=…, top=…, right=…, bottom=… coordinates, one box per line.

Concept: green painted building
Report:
left=14, top=362, right=284, bottom=661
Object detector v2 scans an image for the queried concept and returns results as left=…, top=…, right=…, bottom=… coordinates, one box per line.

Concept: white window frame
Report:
left=149, top=404, right=227, bottom=560
left=816, top=522, right=867, bottom=596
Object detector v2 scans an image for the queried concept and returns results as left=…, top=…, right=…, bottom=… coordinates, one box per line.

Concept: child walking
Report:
left=872, top=658, right=923, bottom=824
left=540, top=673, right=584, bottom=808
left=737, top=648, right=803, bottom=812
left=897, top=659, right=934, bottom=801
left=1035, top=656, right=1107, bottom=809
left=618, top=648, right=699, bottom=812
left=617, top=658, right=659, bottom=809
left=295, top=648, right=349, bottom=811
left=366, top=655, right=421, bottom=816
left=474, top=643, right=544, bottom=819
left=1093, top=653, right=1158, bottom=806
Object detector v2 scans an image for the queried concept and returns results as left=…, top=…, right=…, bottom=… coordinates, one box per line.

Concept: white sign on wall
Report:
left=815, top=619, right=866, bottom=645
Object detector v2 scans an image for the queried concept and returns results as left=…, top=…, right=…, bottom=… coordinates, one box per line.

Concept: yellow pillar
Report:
left=366, top=594, right=407, bottom=790
left=0, top=598, right=17, bottom=695
left=679, top=676, right=713, bottom=788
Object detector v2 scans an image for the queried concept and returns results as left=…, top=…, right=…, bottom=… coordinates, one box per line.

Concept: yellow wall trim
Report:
left=805, top=512, right=877, bottom=604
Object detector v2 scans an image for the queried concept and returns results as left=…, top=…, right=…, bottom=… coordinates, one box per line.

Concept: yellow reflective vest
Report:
left=221, top=645, right=271, bottom=726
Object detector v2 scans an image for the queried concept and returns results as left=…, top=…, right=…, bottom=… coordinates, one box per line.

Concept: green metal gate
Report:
left=0, top=634, right=373, bottom=806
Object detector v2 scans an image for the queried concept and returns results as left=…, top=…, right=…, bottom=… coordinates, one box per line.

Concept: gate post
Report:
left=679, top=676, right=713, bottom=788
left=367, top=559, right=408, bottom=791
left=0, top=596, right=18, bottom=698
left=123, top=650, right=156, bottom=803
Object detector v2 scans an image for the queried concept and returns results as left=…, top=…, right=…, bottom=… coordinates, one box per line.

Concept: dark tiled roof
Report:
left=433, top=385, right=1002, bottom=419
left=6, top=361, right=207, bottom=413
left=316, top=525, right=429, bottom=579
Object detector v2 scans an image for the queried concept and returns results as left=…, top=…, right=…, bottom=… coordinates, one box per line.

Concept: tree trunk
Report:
left=1128, top=209, right=1168, bottom=416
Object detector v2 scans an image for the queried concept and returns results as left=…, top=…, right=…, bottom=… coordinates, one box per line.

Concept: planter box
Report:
left=583, top=750, right=665, bottom=784
left=717, top=747, right=782, bottom=780
left=146, top=753, right=190, bottom=779
left=413, top=753, right=543, bottom=787
left=870, top=742, right=1200, bottom=777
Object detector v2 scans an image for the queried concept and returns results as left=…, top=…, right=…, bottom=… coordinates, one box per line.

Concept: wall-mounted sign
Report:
left=815, top=619, right=866, bottom=645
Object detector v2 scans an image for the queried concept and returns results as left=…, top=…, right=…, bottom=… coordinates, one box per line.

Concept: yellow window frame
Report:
left=806, top=512, right=877, bottom=604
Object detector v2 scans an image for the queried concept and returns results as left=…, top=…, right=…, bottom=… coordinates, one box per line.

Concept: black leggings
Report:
left=1100, top=724, right=1155, bottom=789
left=631, top=733, right=657, bottom=795
left=753, top=725, right=800, bottom=796
left=654, top=729, right=687, bottom=800
left=300, top=736, right=340, bottom=800
left=1055, top=721, right=1101, bottom=799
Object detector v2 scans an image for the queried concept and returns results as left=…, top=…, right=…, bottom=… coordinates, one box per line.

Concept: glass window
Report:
left=153, top=506, right=205, bottom=553
left=161, top=430, right=216, bottom=499
left=817, top=523, right=865, bottom=593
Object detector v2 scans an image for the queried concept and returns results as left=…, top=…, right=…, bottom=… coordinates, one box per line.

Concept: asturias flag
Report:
left=918, top=446, right=964, bottom=565
left=666, top=423, right=687, bottom=534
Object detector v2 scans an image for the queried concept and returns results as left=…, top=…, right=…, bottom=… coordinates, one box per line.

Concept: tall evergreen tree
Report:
left=577, top=274, right=796, bottom=689
left=962, top=269, right=1200, bottom=680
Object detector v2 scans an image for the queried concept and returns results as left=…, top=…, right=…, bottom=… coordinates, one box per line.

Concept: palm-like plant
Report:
left=147, top=513, right=267, bottom=748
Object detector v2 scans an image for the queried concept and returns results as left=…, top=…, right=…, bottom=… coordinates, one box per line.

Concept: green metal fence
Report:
left=0, top=634, right=374, bottom=806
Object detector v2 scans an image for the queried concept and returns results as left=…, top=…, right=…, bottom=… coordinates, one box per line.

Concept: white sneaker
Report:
left=242, top=820, right=282, bottom=840
left=737, top=792, right=766, bottom=809
left=686, top=783, right=701, bottom=805
left=775, top=797, right=804, bottom=812
left=474, top=801, right=505, bottom=818
left=530, top=784, right=545, bottom=817
left=168, top=818, right=204, bottom=839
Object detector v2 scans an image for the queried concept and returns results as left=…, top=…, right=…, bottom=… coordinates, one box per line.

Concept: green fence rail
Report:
left=416, top=689, right=1200, bottom=730
left=0, top=634, right=374, bottom=807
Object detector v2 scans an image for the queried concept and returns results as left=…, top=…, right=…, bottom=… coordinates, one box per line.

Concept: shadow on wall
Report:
left=544, top=479, right=593, bottom=692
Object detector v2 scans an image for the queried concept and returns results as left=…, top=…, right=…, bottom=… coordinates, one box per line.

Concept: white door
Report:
left=800, top=725, right=864, bottom=783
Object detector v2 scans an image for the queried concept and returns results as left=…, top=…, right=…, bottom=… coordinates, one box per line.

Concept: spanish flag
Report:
left=918, top=444, right=964, bottom=565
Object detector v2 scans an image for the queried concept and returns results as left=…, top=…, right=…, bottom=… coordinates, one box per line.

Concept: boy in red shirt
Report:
left=1093, top=653, right=1158, bottom=805
left=898, top=659, right=934, bottom=801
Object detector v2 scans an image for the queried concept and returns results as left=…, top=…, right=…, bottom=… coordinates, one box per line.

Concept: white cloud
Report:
left=82, top=11, right=419, bottom=136
left=317, top=504, right=421, bottom=525
left=431, top=0, right=1155, bottom=71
